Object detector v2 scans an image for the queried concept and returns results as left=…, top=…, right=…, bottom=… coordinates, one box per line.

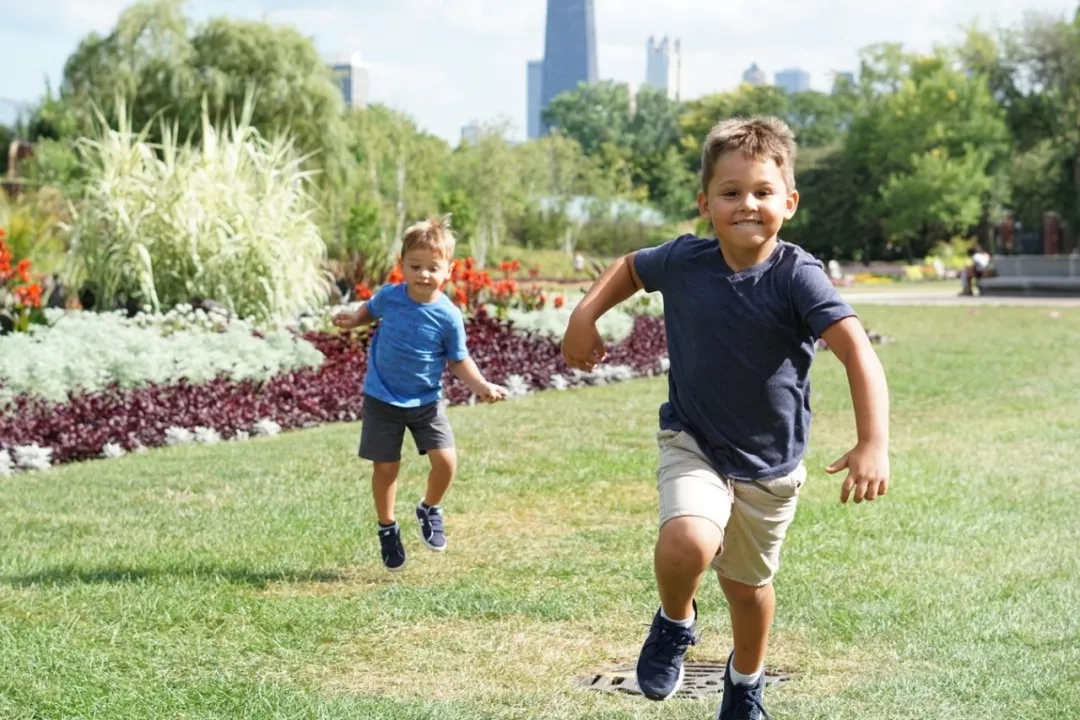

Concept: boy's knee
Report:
left=656, top=516, right=723, bottom=572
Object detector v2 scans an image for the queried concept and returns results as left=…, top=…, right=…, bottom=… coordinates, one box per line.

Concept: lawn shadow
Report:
left=1, top=563, right=348, bottom=588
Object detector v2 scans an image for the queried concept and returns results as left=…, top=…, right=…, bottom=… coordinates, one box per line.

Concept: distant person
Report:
left=960, top=245, right=991, bottom=296
left=573, top=252, right=585, bottom=274
left=333, top=215, right=508, bottom=572
left=561, top=116, right=890, bottom=719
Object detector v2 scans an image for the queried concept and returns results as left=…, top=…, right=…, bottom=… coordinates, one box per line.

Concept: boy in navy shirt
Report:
left=334, top=215, right=507, bottom=571
left=561, top=116, right=890, bottom=719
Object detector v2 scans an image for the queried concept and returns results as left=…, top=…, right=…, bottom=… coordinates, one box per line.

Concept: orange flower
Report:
left=354, top=283, right=374, bottom=300
left=0, top=227, right=6, bottom=240
left=15, top=259, right=31, bottom=283
left=14, top=283, right=42, bottom=308
left=387, top=265, right=405, bottom=284
left=454, top=288, right=468, bottom=307
left=554, top=295, right=565, bottom=309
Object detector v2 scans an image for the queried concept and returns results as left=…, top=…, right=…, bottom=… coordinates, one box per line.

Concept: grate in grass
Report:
left=575, top=662, right=790, bottom=700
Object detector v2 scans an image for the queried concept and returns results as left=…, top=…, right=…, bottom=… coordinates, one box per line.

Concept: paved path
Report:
left=840, top=288, right=1080, bottom=307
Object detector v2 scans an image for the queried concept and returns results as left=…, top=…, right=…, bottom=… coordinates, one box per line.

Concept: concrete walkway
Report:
left=839, top=286, right=1080, bottom=307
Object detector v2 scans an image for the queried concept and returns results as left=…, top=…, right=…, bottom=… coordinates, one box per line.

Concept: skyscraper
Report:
left=527, top=60, right=544, bottom=140
left=742, top=63, right=767, bottom=87
left=645, top=36, right=681, bottom=100
left=775, top=68, right=811, bottom=94
left=539, top=0, right=598, bottom=135
left=327, top=52, right=370, bottom=109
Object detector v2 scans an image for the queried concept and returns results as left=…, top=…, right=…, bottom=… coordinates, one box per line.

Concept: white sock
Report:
left=660, top=606, right=695, bottom=628
left=728, top=660, right=763, bottom=687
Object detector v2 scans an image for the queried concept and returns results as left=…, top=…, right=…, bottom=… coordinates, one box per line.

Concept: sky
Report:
left=1, top=0, right=1078, bottom=142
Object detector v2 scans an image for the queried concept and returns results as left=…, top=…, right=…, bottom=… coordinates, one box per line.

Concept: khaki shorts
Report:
left=656, top=429, right=806, bottom=587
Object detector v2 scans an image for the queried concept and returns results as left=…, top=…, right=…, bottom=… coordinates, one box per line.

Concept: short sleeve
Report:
left=790, top=262, right=857, bottom=338
left=366, top=284, right=393, bottom=319
left=633, top=241, right=675, bottom=294
left=444, top=306, right=469, bottom=362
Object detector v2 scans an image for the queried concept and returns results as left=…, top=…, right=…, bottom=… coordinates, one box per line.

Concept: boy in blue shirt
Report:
left=334, top=215, right=507, bottom=571
left=561, top=117, right=890, bottom=719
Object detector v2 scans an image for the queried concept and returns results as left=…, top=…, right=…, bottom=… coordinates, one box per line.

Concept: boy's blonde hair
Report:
left=700, top=116, right=797, bottom=194
left=401, top=214, right=456, bottom=261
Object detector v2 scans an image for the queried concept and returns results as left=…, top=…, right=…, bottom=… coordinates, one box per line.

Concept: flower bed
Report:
left=0, top=310, right=668, bottom=474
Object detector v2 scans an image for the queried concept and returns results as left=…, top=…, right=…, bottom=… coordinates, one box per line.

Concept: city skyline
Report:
left=1, top=0, right=1077, bottom=144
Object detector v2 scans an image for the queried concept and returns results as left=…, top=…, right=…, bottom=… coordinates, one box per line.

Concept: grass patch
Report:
left=2, top=305, right=1078, bottom=718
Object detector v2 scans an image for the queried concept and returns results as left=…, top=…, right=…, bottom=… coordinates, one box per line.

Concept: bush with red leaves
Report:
left=0, top=310, right=666, bottom=467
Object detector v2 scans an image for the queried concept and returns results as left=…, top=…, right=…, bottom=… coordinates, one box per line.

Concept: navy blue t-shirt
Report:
left=634, top=235, right=856, bottom=481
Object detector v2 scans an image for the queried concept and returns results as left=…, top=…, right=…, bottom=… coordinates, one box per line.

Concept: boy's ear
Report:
left=784, top=190, right=800, bottom=220
left=697, top=191, right=709, bottom=217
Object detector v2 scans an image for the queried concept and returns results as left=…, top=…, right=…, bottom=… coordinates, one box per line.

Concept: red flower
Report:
left=16, top=259, right=31, bottom=283
left=354, top=283, right=374, bottom=300
left=14, top=283, right=42, bottom=308
left=453, top=288, right=468, bottom=307
left=387, top=265, right=405, bottom=284
left=554, top=295, right=565, bottom=309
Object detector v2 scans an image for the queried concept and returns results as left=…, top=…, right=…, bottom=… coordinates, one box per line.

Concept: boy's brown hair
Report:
left=700, top=116, right=797, bottom=194
left=401, top=214, right=456, bottom=261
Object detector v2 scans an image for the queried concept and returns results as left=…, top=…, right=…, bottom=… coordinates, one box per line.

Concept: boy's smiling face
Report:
left=697, top=151, right=798, bottom=265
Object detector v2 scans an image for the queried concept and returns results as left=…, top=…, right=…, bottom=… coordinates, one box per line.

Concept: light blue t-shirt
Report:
left=362, top=284, right=469, bottom=408
left=634, top=235, right=856, bottom=481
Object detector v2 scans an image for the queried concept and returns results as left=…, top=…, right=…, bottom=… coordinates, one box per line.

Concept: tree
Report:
left=48, top=0, right=349, bottom=169
left=448, top=119, right=519, bottom=266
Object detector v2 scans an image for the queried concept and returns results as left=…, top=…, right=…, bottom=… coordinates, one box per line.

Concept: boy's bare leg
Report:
left=421, top=448, right=457, bottom=507
left=719, top=576, right=775, bottom=675
left=654, top=516, right=724, bottom=619
left=372, top=461, right=401, bottom=525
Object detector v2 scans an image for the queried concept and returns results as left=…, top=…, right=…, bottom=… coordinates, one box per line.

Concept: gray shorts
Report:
left=358, top=394, right=455, bottom=463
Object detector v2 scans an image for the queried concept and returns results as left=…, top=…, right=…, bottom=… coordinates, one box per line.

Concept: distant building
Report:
left=461, top=121, right=480, bottom=145
left=327, top=52, right=370, bottom=109
left=645, top=36, right=681, bottom=100
left=775, top=67, right=811, bottom=94
left=540, top=0, right=598, bottom=135
left=832, top=71, right=856, bottom=93
left=527, top=60, right=544, bottom=139
left=742, top=63, right=767, bottom=87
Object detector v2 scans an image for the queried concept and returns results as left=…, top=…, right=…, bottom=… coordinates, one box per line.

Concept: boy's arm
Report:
left=332, top=302, right=375, bottom=329
left=562, top=253, right=643, bottom=370
left=820, top=316, right=891, bottom=504
left=448, top=358, right=507, bottom=403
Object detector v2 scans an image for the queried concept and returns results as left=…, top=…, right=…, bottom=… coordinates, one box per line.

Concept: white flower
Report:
left=133, top=444, right=149, bottom=454
left=252, top=419, right=281, bottom=437
left=503, top=374, right=532, bottom=399
left=194, top=427, right=221, bottom=445
left=233, top=430, right=250, bottom=442
left=0, top=450, right=13, bottom=477
left=14, top=444, right=53, bottom=471
left=550, top=374, right=569, bottom=391
left=659, top=357, right=670, bottom=373
left=165, top=427, right=195, bottom=446
left=101, top=443, right=126, bottom=459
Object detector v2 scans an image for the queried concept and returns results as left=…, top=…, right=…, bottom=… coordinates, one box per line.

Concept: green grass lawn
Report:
left=2, top=305, right=1079, bottom=719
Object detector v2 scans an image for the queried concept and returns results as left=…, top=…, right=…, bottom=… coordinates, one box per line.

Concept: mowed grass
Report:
left=2, top=305, right=1079, bottom=719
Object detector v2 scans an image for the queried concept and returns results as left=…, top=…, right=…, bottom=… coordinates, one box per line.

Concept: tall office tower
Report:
left=775, top=67, right=811, bottom=94
left=327, top=52, right=370, bottom=109
left=645, top=36, right=681, bottom=100
left=527, top=60, right=544, bottom=139
left=539, top=0, right=598, bottom=135
left=742, top=62, right=767, bottom=87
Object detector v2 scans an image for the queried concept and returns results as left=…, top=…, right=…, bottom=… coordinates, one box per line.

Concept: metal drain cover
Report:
left=575, top=662, right=790, bottom=700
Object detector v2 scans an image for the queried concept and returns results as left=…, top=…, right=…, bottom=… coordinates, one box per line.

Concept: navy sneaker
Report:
left=715, top=652, right=770, bottom=720
left=377, top=524, right=406, bottom=571
left=635, top=601, right=699, bottom=700
left=415, top=502, right=447, bottom=551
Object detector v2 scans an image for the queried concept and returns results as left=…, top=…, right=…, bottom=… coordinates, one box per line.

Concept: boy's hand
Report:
left=826, top=441, right=890, bottom=504
left=332, top=311, right=359, bottom=330
left=561, top=316, right=607, bottom=370
left=478, top=382, right=508, bottom=403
